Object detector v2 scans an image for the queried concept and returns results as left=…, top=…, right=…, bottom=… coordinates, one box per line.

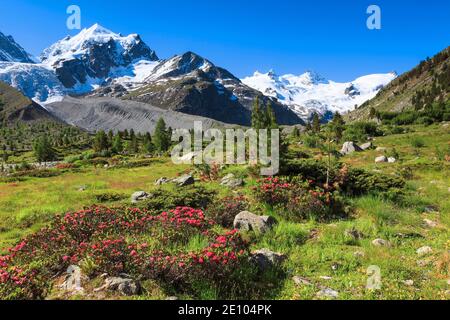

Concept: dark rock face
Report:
left=0, top=32, right=34, bottom=63
left=121, top=52, right=304, bottom=126
left=345, top=84, right=361, bottom=97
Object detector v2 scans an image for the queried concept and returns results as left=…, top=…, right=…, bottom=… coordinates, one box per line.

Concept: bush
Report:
left=138, top=186, right=216, bottom=211
left=94, top=192, right=128, bottom=203
left=206, top=195, right=249, bottom=228
left=253, top=177, right=346, bottom=221
left=0, top=206, right=252, bottom=300
left=410, top=137, right=425, bottom=148
left=343, top=122, right=383, bottom=142
left=343, top=168, right=405, bottom=196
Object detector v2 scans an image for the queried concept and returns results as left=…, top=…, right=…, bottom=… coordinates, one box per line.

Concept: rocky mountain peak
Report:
left=0, top=31, right=35, bottom=63
left=40, top=24, right=158, bottom=88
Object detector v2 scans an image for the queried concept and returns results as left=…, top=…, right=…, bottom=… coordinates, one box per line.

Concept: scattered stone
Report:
left=172, top=175, right=195, bottom=187
left=387, top=157, right=397, bottom=163
left=60, top=265, right=86, bottom=294
left=95, top=277, right=141, bottom=296
left=131, top=191, right=150, bottom=204
left=372, top=238, right=391, bottom=247
left=340, top=142, right=363, bottom=155
left=402, top=280, right=414, bottom=286
left=360, top=142, right=373, bottom=150
left=344, top=228, right=364, bottom=240
left=293, top=276, right=312, bottom=286
left=376, top=147, right=387, bottom=152
left=375, top=156, right=388, bottom=163
left=220, top=174, right=244, bottom=188
left=320, top=276, right=333, bottom=280
left=78, top=186, right=87, bottom=192
left=250, top=249, right=287, bottom=271
left=416, top=259, right=432, bottom=267
left=233, top=211, right=277, bottom=234
left=423, top=205, right=439, bottom=213
left=316, top=288, right=339, bottom=299
left=416, top=246, right=433, bottom=257
left=423, top=219, right=438, bottom=228
left=155, top=177, right=171, bottom=186
left=331, top=263, right=341, bottom=271
left=166, top=296, right=179, bottom=300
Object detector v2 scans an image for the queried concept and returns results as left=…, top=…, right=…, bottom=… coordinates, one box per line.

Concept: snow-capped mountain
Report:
left=40, top=24, right=159, bottom=89
left=0, top=62, right=66, bottom=104
left=93, top=51, right=303, bottom=126
left=242, top=70, right=397, bottom=120
left=0, top=31, right=35, bottom=63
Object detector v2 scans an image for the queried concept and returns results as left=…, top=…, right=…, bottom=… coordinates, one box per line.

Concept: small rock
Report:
left=155, top=177, right=170, bottom=186
left=95, top=277, right=141, bottom=296
left=360, top=142, right=374, bottom=151
left=423, top=205, right=439, bottom=213
left=220, top=174, right=244, bottom=188
left=416, top=246, right=433, bottom=257
left=60, top=265, right=86, bottom=294
left=316, top=288, right=339, bottom=299
left=320, top=276, right=333, bottom=280
left=166, top=296, right=179, bottom=300
left=233, top=211, right=277, bottom=234
left=402, top=280, right=414, bottom=286
left=387, top=157, right=397, bottom=163
left=78, top=186, right=87, bottom=192
left=375, top=156, right=388, bottom=163
left=172, top=175, right=195, bottom=187
left=344, top=228, right=364, bottom=240
left=293, top=276, right=312, bottom=286
left=423, top=219, right=438, bottom=228
left=340, top=142, right=363, bottom=155
left=372, top=238, right=391, bottom=247
left=131, top=191, right=150, bottom=204
left=250, top=249, right=287, bottom=271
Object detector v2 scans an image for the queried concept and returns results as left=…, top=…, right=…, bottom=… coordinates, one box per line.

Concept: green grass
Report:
left=0, top=123, right=449, bottom=300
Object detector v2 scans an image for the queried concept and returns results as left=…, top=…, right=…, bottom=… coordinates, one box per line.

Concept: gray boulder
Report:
left=375, top=156, right=388, bottom=163
left=155, top=177, right=171, bottom=186
left=250, top=249, right=287, bottom=271
left=131, top=191, right=150, bottom=203
left=172, top=175, right=195, bottom=187
left=60, top=265, right=87, bottom=294
left=388, top=157, right=397, bottom=163
left=316, top=288, right=339, bottom=299
left=221, top=173, right=244, bottom=188
left=340, top=142, right=362, bottom=155
left=233, top=211, right=276, bottom=233
left=360, top=142, right=373, bottom=150
left=372, top=238, right=391, bottom=247
left=95, top=277, right=141, bottom=296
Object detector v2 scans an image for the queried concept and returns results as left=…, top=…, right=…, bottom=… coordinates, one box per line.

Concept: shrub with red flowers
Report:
left=253, top=177, right=346, bottom=221
left=0, top=205, right=251, bottom=300
left=206, top=195, right=249, bottom=228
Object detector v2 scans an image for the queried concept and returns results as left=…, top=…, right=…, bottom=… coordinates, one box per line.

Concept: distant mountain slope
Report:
left=41, top=24, right=159, bottom=90
left=0, top=81, right=59, bottom=123
left=0, top=31, right=34, bottom=63
left=242, top=70, right=396, bottom=121
left=111, top=52, right=304, bottom=126
left=46, top=96, right=229, bottom=133
left=347, top=46, right=450, bottom=121
left=0, top=62, right=66, bottom=104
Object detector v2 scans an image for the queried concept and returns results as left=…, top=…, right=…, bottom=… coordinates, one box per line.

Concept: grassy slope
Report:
left=0, top=124, right=449, bottom=299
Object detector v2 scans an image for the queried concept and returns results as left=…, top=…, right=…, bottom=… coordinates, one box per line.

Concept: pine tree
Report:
left=330, top=112, right=345, bottom=142
left=153, top=118, right=170, bottom=153
left=33, top=136, right=57, bottom=163
left=251, top=96, right=263, bottom=129
left=265, top=101, right=278, bottom=129
left=93, top=130, right=109, bottom=152
left=111, top=134, right=123, bottom=154
left=311, top=113, right=321, bottom=133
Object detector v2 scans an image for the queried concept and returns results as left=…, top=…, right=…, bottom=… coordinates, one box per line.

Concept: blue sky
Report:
left=1, top=0, right=449, bottom=81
